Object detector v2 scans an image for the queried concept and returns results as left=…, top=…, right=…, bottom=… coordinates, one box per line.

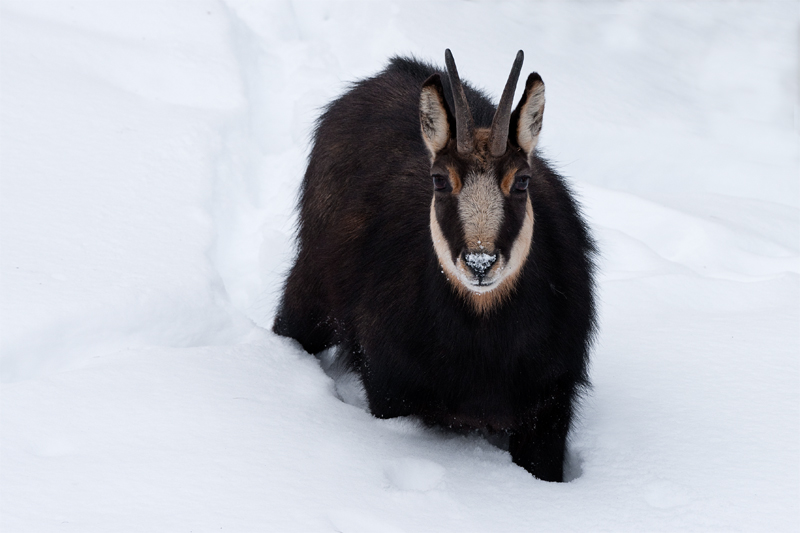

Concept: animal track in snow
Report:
left=384, top=457, right=445, bottom=492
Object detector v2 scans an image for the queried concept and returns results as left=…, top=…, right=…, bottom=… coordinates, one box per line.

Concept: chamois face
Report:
left=427, top=130, right=535, bottom=313
left=420, top=53, right=545, bottom=313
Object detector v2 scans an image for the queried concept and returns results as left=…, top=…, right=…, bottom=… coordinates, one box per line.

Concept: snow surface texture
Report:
left=1, top=1, right=798, bottom=531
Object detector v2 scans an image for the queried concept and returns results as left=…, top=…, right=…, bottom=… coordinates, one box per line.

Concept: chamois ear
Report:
left=419, top=74, right=452, bottom=158
left=511, top=72, right=545, bottom=158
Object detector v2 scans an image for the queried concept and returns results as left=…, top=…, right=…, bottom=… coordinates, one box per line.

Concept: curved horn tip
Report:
left=488, top=50, right=526, bottom=156
left=444, top=49, right=457, bottom=74
left=511, top=50, right=525, bottom=79
left=443, top=48, right=474, bottom=154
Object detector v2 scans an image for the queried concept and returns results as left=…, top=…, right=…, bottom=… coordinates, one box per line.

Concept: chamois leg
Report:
left=358, top=348, right=423, bottom=420
left=509, top=380, right=577, bottom=482
left=272, top=258, right=334, bottom=355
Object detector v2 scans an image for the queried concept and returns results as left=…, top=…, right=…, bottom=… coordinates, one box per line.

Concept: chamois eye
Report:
left=432, top=174, right=448, bottom=191
left=514, top=175, right=530, bottom=192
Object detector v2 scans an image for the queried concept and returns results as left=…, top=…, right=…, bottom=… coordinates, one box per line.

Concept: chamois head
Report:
left=420, top=49, right=546, bottom=313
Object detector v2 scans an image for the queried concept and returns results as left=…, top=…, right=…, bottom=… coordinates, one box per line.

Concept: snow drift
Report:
left=1, top=1, right=797, bottom=531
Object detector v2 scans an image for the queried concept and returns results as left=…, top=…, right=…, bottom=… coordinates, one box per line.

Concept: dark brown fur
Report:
left=273, top=55, right=597, bottom=482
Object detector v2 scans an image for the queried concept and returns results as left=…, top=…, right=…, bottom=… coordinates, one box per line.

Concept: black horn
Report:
left=444, top=49, right=474, bottom=154
left=490, top=50, right=524, bottom=157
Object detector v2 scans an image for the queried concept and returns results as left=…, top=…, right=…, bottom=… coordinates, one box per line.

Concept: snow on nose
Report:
left=464, top=251, right=497, bottom=276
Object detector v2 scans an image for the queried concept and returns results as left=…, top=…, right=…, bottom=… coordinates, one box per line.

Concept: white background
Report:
left=2, top=1, right=798, bottom=531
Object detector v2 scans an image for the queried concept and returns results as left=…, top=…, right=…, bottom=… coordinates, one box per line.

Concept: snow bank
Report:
left=1, top=1, right=797, bottom=531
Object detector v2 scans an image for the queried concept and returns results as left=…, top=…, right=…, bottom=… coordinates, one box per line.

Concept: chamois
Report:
left=273, top=50, right=596, bottom=482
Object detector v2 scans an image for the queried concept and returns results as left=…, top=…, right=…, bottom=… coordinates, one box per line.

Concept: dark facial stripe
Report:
left=495, top=194, right=529, bottom=256
left=434, top=193, right=465, bottom=263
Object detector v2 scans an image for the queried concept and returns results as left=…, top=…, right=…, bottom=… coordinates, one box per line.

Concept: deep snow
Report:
left=1, top=1, right=798, bottom=531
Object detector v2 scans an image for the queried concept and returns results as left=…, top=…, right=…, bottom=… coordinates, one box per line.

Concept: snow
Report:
left=1, top=1, right=798, bottom=531
left=464, top=252, right=497, bottom=274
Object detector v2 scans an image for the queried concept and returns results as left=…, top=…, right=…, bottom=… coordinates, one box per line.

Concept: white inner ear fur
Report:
left=517, top=81, right=545, bottom=156
left=420, top=86, right=450, bottom=157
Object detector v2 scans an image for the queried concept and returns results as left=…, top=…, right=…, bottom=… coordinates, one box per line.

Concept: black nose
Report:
left=463, top=251, right=497, bottom=278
